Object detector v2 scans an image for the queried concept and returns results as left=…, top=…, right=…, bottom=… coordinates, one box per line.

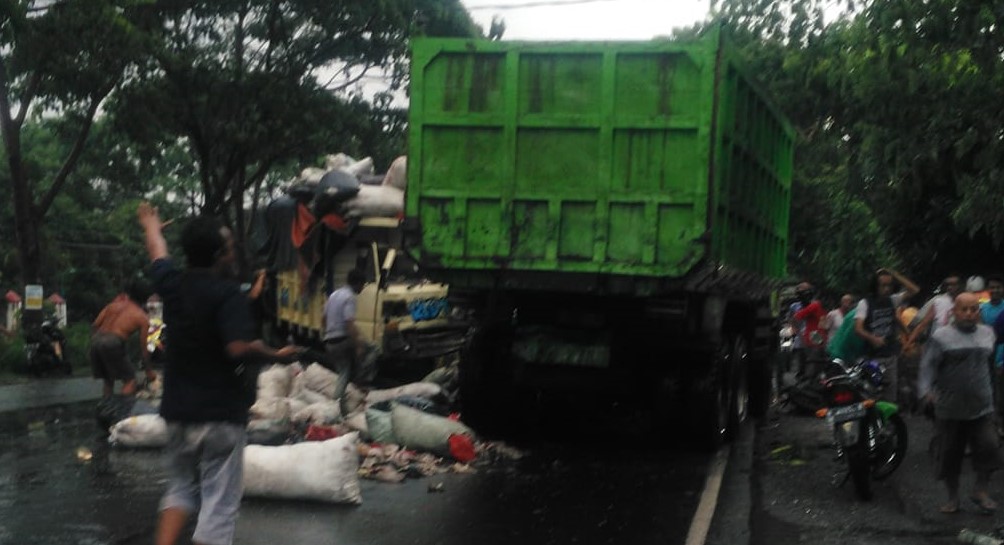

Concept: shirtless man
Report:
left=91, top=289, right=156, bottom=397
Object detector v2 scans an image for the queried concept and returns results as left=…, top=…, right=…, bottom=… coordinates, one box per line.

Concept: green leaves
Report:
left=711, top=0, right=1004, bottom=294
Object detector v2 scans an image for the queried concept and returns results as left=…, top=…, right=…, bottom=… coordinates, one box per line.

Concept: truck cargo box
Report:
left=406, top=28, right=793, bottom=296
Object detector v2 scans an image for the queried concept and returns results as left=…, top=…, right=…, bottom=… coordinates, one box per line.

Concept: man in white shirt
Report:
left=824, top=294, right=855, bottom=341
left=322, top=268, right=367, bottom=414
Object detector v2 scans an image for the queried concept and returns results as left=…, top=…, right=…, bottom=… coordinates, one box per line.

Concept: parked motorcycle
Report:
left=23, top=319, right=72, bottom=377
left=815, top=357, right=908, bottom=500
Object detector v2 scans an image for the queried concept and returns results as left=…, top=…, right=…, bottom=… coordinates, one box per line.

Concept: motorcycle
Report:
left=23, top=319, right=72, bottom=377
left=814, top=357, right=908, bottom=500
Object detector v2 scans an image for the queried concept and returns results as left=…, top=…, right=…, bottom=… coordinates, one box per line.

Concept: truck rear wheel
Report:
left=457, top=325, right=513, bottom=434
left=728, top=335, right=750, bottom=434
left=688, top=342, right=731, bottom=451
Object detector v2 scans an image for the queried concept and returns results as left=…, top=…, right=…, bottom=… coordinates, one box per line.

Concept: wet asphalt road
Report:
left=0, top=383, right=714, bottom=545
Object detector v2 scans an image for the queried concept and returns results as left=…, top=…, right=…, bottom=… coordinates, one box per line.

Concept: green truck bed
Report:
left=406, top=28, right=793, bottom=293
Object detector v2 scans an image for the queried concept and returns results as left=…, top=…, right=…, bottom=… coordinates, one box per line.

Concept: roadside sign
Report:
left=25, top=284, right=43, bottom=310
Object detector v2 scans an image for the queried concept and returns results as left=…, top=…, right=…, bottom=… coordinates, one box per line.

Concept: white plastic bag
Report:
left=108, top=414, right=168, bottom=448
left=243, top=432, right=362, bottom=504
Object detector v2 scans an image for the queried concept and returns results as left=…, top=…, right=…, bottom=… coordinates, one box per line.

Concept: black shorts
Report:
left=90, top=332, right=135, bottom=382
left=934, top=415, right=1003, bottom=479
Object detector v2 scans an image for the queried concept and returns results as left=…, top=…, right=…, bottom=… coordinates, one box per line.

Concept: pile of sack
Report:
left=102, top=359, right=518, bottom=505
left=295, top=153, right=407, bottom=219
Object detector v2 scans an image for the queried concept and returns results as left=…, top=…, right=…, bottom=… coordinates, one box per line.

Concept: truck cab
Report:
left=272, top=217, right=468, bottom=361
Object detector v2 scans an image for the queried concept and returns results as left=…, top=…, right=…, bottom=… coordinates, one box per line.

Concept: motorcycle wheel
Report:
left=847, top=447, right=873, bottom=500
left=871, top=413, right=908, bottom=481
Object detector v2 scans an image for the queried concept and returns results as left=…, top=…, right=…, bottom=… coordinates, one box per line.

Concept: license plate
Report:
left=827, top=403, right=866, bottom=424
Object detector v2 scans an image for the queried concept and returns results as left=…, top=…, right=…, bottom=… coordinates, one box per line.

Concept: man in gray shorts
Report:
left=139, top=203, right=299, bottom=545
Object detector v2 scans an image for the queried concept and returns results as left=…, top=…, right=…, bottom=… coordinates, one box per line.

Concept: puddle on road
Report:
left=0, top=401, right=164, bottom=545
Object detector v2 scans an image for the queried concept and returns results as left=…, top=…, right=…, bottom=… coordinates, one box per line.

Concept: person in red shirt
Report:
left=793, top=282, right=828, bottom=377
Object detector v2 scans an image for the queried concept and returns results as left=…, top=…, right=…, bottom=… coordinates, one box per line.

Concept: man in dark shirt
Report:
left=138, top=202, right=299, bottom=545
left=854, top=268, right=920, bottom=402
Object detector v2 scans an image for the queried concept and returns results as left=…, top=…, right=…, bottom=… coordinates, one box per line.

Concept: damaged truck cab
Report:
left=269, top=216, right=468, bottom=363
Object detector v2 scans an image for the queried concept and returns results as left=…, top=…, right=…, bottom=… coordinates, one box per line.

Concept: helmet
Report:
left=967, top=275, right=986, bottom=292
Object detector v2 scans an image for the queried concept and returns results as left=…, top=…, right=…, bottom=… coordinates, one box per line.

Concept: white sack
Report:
left=288, top=397, right=310, bottom=416
left=297, top=363, right=366, bottom=410
left=391, top=403, right=474, bottom=456
left=343, top=156, right=374, bottom=177
left=324, top=153, right=357, bottom=171
left=298, top=363, right=339, bottom=397
left=365, top=382, right=443, bottom=404
left=249, top=397, right=291, bottom=420
left=382, top=156, right=407, bottom=190
left=257, top=364, right=294, bottom=400
left=243, top=432, right=362, bottom=504
left=298, top=167, right=325, bottom=185
left=108, top=414, right=168, bottom=448
left=343, top=387, right=366, bottom=415
left=294, top=387, right=329, bottom=406
left=342, top=410, right=369, bottom=441
left=342, top=185, right=404, bottom=219
left=292, top=400, right=342, bottom=426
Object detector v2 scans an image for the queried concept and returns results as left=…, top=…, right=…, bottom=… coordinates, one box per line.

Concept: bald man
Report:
left=918, top=292, right=1001, bottom=515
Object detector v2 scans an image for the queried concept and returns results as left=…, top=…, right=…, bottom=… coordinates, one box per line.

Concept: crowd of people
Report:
left=785, top=269, right=1004, bottom=516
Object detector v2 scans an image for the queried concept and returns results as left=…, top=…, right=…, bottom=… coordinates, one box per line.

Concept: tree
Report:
left=110, top=0, right=479, bottom=274
left=710, top=0, right=1004, bottom=294
left=0, top=0, right=155, bottom=285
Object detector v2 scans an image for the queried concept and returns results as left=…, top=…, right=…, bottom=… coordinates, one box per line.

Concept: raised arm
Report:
left=884, top=268, right=919, bottom=298
left=137, top=202, right=168, bottom=262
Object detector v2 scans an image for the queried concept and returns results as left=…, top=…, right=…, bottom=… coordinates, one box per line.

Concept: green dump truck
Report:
left=404, top=28, right=793, bottom=445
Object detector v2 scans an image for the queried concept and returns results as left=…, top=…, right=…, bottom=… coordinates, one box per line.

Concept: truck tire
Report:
left=728, top=335, right=750, bottom=435
left=747, top=353, right=773, bottom=418
left=457, top=325, right=513, bottom=433
left=688, top=343, right=731, bottom=451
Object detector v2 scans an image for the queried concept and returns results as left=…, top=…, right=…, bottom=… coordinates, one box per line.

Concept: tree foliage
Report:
left=710, top=0, right=1004, bottom=296
left=109, top=0, right=478, bottom=274
left=0, top=0, right=156, bottom=285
